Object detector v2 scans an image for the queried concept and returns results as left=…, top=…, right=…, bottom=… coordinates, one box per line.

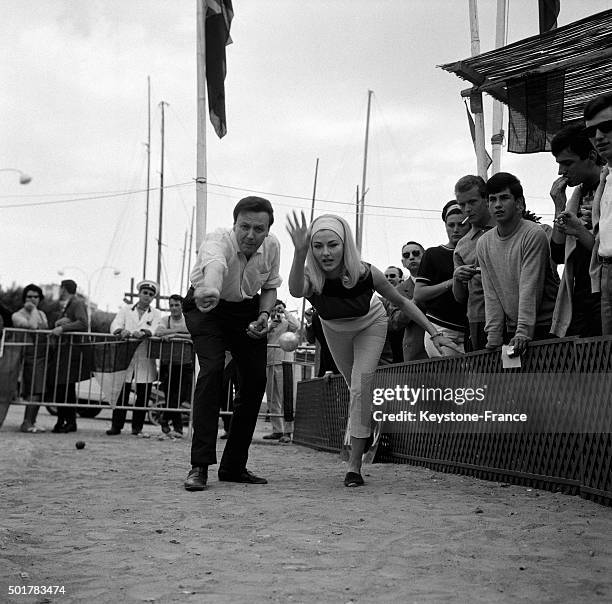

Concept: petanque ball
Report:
left=278, top=332, right=299, bottom=352
left=75, top=441, right=86, bottom=450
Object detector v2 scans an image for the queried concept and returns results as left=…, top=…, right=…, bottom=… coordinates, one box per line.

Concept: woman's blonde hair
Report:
left=305, top=214, right=363, bottom=294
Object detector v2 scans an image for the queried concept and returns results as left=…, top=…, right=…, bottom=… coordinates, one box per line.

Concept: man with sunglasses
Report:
left=106, top=280, right=162, bottom=436
left=387, top=242, right=427, bottom=361
left=452, top=175, right=495, bottom=350
left=584, top=92, right=612, bottom=335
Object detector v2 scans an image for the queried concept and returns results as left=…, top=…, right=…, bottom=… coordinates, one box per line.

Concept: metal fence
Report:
left=0, top=328, right=194, bottom=426
left=292, top=336, right=612, bottom=507
left=0, top=330, right=316, bottom=427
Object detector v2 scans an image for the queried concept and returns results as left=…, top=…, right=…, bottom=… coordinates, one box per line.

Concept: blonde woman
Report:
left=287, top=212, right=460, bottom=487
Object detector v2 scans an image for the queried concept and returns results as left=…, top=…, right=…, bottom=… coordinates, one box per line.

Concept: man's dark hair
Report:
left=402, top=241, right=425, bottom=251
left=584, top=91, right=612, bottom=121
left=275, top=299, right=286, bottom=308
left=60, top=279, right=77, bottom=295
left=551, top=123, right=604, bottom=164
left=454, top=174, right=487, bottom=197
left=22, top=283, right=44, bottom=303
left=385, top=266, right=403, bottom=278
left=233, top=196, right=274, bottom=227
left=169, top=294, right=183, bottom=303
left=485, top=172, right=524, bottom=200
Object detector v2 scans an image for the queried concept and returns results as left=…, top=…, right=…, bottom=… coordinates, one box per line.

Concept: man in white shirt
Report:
left=263, top=300, right=299, bottom=442
left=584, top=92, right=612, bottom=335
left=106, top=280, right=162, bottom=436
left=183, top=197, right=281, bottom=491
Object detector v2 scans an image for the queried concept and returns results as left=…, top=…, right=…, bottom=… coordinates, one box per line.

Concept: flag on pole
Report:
left=204, top=0, right=234, bottom=138
left=539, top=0, right=560, bottom=33
left=464, top=101, right=492, bottom=169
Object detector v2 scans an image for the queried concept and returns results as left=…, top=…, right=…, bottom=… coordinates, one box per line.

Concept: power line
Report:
left=0, top=182, right=191, bottom=209
left=0, top=176, right=558, bottom=217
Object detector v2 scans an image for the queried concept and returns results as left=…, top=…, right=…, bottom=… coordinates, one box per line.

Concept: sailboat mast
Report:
left=156, top=100, right=168, bottom=308
left=300, top=158, right=320, bottom=331
left=357, top=90, right=373, bottom=253
left=143, top=75, right=151, bottom=279
left=180, top=230, right=188, bottom=294
left=186, top=206, right=195, bottom=289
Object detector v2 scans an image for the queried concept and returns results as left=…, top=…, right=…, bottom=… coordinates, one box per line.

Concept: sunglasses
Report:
left=584, top=120, right=612, bottom=139
left=402, top=250, right=421, bottom=259
left=25, top=294, right=40, bottom=299
left=140, top=289, right=156, bottom=296
left=385, top=274, right=399, bottom=279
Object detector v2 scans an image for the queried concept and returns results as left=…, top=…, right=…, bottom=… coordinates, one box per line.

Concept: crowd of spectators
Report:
left=4, top=90, right=612, bottom=444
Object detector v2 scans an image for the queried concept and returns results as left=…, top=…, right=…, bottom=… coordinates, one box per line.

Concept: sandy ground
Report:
left=0, top=403, right=611, bottom=604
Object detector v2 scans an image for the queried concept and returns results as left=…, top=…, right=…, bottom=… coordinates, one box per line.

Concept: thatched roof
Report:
left=439, top=9, right=612, bottom=152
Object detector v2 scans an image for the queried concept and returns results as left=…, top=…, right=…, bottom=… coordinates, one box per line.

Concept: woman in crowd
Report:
left=414, top=200, right=470, bottom=356
left=286, top=212, right=460, bottom=487
left=12, top=284, right=49, bottom=433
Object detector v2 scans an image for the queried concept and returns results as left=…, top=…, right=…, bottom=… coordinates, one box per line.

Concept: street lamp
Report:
left=57, top=265, right=121, bottom=332
left=0, top=168, right=32, bottom=184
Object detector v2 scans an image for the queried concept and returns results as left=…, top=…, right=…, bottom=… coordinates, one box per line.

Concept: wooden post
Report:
left=468, top=0, right=489, bottom=180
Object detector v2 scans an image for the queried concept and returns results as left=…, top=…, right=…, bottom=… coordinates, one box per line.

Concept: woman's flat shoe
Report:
left=344, top=472, right=364, bottom=487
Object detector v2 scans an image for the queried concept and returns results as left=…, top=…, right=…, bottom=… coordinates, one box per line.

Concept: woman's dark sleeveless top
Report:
left=306, top=263, right=374, bottom=320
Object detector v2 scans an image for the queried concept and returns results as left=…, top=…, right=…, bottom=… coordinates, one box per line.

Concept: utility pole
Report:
left=156, top=100, right=168, bottom=308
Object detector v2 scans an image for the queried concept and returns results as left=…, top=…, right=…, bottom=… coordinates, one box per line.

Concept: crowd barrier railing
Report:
left=0, top=328, right=194, bottom=427
left=292, top=336, right=612, bottom=507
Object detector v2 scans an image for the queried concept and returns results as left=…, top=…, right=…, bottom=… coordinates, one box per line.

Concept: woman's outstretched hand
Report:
left=286, top=210, right=310, bottom=255
left=432, top=334, right=463, bottom=356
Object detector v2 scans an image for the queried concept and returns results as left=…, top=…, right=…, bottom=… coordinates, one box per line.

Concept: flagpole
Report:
left=196, top=0, right=207, bottom=249
left=491, top=0, right=507, bottom=174
left=467, top=0, right=489, bottom=180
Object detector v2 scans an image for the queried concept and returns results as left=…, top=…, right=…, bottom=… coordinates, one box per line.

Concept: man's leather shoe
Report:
left=63, top=423, right=77, bottom=433
left=106, top=427, right=121, bottom=435
left=52, top=422, right=65, bottom=433
left=218, top=469, right=268, bottom=484
left=262, top=432, right=283, bottom=440
left=184, top=466, right=208, bottom=491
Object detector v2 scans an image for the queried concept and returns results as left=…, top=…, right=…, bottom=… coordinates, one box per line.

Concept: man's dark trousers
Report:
left=184, top=296, right=267, bottom=472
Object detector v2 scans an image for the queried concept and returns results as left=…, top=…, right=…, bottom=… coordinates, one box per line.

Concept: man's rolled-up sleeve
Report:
left=190, top=230, right=230, bottom=290
left=261, top=240, right=282, bottom=290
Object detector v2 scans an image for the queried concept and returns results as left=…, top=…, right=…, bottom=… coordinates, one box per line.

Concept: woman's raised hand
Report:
left=286, top=210, right=310, bottom=255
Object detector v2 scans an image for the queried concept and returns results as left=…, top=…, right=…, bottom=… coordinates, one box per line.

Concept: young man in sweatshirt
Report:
left=476, top=172, right=559, bottom=356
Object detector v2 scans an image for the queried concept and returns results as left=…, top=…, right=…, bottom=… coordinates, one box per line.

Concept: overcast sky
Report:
left=2, top=0, right=611, bottom=314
